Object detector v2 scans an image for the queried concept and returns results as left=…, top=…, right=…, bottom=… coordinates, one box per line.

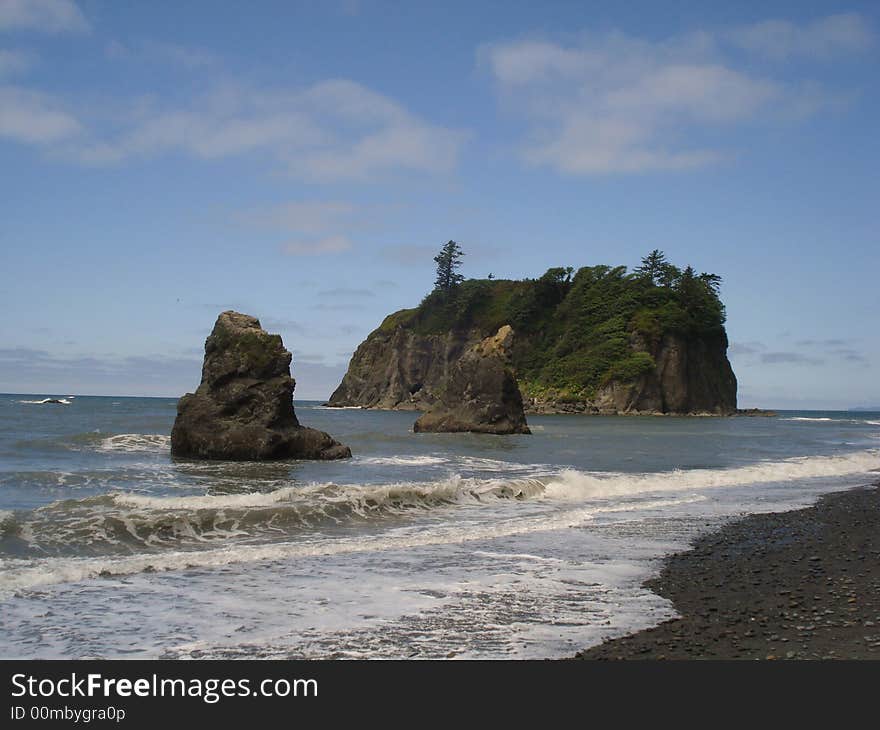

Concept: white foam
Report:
left=455, top=456, right=546, bottom=472
left=0, top=495, right=703, bottom=594
left=781, top=417, right=880, bottom=425
left=109, top=475, right=545, bottom=513
left=22, top=449, right=878, bottom=554
left=542, top=449, right=880, bottom=501
left=18, top=398, right=71, bottom=405
left=96, top=434, right=171, bottom=453
left=359, top=455, right=447, bottom=466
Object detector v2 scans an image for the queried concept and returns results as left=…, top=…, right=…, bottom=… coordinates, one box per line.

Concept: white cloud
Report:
left=282, top=235, right=353, bottom=256
left=0, top=0, right=89, bottom=33
left=483, top=15, right=869, bottom=175
left=235, top=200, right=374, bottom=256
left=11, top=77, right=465, bottom=180
left=0, top=85, right=80, bottom=142
left=729, top=13, right=873, bottom=59
left=603, top=64, right=778, bottom=122
left=70, top=92, right=328, bottom=164
left=287, top=79, right=466, bottom=180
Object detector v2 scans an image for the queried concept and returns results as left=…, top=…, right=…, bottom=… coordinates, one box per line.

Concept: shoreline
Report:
left=322, top=402, right=773, bottom=417
left=575, top=482, right=880, bottom=660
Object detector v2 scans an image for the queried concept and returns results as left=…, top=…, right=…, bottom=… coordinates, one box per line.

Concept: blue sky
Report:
left=0, top=0, right=877, bottom=407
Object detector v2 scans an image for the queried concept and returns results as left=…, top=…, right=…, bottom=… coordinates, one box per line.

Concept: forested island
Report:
left=330, top=245, right=737, bottom=415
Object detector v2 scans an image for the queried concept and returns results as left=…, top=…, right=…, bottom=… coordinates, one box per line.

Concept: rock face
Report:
left=330, top=327, right=474, bottom=411
left=171, top=311, right=351, bottom=460
left=413, top=326, right=530, bottom=434
left=529, top=333, right=738, bottom=416
left=330, top=327, right=736, bottom=416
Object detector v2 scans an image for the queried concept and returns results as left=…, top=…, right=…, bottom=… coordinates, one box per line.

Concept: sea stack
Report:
left=171, top=311, right=351, bottom=460
left=413, top=325, right=530, bottom=435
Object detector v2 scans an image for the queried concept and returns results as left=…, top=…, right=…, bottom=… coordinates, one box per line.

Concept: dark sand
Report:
left=576, top=483, right=880, bottom=660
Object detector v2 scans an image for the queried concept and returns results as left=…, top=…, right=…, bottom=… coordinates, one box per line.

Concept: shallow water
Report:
left=1, top=394, right=878, bottom=658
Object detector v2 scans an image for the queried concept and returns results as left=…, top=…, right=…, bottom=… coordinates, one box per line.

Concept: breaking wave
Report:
left=2, top=448, right=876, bottom=560
left=781, top=417, right=880, bottom=426
left=0, top=476, right=547, bottom=555
left=542, top=449, right=880, bottom=501
left=0, top=495, right=705, bottom=594
left=18, top=398, right=72, bottom=405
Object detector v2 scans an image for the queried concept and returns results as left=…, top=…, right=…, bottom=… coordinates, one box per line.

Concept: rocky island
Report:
left=171, top=311, right=351, bottom=461
left=413, top=325, right=530, bottom=434
left=330, top=251, right=737, bottom=416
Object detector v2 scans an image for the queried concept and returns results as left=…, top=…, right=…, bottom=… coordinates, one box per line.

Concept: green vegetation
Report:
left=381, top=249, right=727, bottom=401
left=212, top=326, right=283, bottom=374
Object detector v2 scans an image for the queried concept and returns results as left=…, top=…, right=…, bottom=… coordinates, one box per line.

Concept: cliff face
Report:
left=329, top=327, right=474, bottom=411
left=413, top=325, right=531, bottom=433
left=329, top=264, right=738, bottom=416
left=538, top=333, right=737, bottom=415
left=330, top=327, right=736, bottom=415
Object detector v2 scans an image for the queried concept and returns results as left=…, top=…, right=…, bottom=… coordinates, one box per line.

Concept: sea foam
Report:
left=96, top=434, right=171, bottom=453
left=0, top=495, right=703, bottom=594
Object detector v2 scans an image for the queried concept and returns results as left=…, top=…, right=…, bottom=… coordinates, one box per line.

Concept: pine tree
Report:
left=433, top=240, right=465, bottom=293
left=634, top=248, right=669, bottom=285
left=658, top=262, right=681, bottom=289
left=699, top=272, right=722, bottom=295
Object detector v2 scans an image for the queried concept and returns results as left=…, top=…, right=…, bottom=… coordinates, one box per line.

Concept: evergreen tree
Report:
left=699, top=272, right=722, bottom=294
left=434, top=240, right=465, bottom=293
left=676, top=265, right=699, bottom=307
left=657, top=262, right=681, bottom=288
left=634, top=249, right=668, bottom=285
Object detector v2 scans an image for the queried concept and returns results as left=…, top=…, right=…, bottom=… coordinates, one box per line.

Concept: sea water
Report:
left=0, top=394, right=878, bottom=659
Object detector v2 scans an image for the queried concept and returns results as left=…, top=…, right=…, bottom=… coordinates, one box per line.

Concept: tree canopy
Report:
left=383, top=249, right=728, bottom=402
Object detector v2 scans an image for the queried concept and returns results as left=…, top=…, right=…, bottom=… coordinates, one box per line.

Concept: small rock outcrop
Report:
left=413, top=325, right=530, bottom=435
left=171, top=311, right=351, bottom=460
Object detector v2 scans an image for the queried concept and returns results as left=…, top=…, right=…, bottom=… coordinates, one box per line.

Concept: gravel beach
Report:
left=576, top=483, right=880, bottom=660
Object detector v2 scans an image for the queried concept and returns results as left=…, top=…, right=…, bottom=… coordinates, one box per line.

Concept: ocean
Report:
left=1, top=394, right=878, bottom=659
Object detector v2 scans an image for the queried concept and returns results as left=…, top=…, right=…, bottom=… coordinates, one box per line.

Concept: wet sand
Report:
left=576, top=483, right=880, bottom=660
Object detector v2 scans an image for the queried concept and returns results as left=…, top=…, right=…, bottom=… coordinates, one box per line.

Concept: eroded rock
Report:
left=413, top=325, right=530, bottom=435
left=171, top=311, right=351, bottom=460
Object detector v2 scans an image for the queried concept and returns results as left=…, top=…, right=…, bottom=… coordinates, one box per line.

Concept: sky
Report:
left=0, top=0, right=877, bottom=408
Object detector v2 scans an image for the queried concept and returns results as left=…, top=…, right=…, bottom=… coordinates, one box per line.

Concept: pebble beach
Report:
left=576, top=483, right=880, bottom=660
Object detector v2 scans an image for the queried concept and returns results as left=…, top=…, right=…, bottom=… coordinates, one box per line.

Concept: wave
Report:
left=2, top=446, right=878, bottom=593
left=28, top=432, right=172, bottom=453
left=357, top=454, right=546, bottom=472
left=5, top=448, right=877, bottom=557
left=781, top=417, right=880, bottom=426
left=359, top=455, right=447, bottom=466
left=0, top=495, right=704, bottom=594
left=542, top=449, right=880, bottom=501
left=18, top=398, right=72, bottom=405
left=1, top=476, right=548, bottom=554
